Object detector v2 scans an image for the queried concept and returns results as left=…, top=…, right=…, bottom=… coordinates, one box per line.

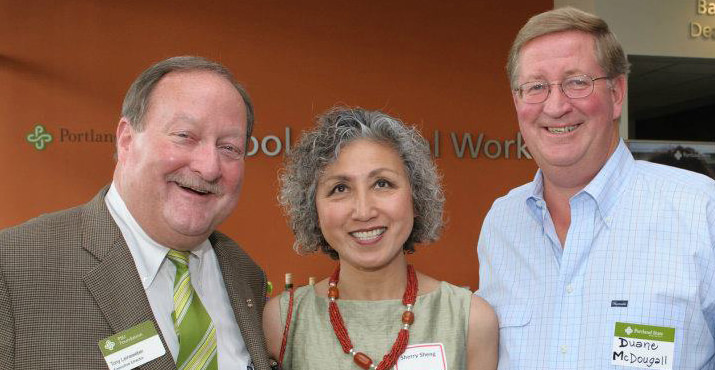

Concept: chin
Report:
left=354, top=256, right=401, bottom=272
left=165, top=217, right=215, bottom=239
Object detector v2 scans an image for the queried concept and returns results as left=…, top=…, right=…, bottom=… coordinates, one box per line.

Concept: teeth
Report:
left=548, top=125, right=578, bottom=134
left=351, top=228, right=386, bottom=240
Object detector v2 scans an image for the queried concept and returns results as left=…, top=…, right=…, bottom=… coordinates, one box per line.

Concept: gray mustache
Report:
left=166, top=173, right=223, bottom=195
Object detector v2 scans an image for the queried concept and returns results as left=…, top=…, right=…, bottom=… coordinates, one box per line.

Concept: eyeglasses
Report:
left=515, top=75, right=611, bottom=104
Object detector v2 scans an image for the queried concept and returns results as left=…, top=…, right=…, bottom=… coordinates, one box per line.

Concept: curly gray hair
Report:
left=279, top=107, right=445, bottom=260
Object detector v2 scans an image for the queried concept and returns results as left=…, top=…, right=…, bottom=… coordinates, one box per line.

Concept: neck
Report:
left=335, top=257, right=408, bottom=300
left=540, top=139, right=620, bottom=247
left=542, top=179, right=576, bottom=247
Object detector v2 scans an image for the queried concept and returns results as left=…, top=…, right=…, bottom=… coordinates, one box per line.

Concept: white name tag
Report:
left=98, top=321, right=166, bottom=370
left=611, top=322, right=675, bottom=370
left=395, top=343, right=447, bottom=370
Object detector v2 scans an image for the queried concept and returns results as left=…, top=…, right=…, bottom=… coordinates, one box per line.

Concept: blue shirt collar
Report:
left=582, top=140, right=634, bottom=225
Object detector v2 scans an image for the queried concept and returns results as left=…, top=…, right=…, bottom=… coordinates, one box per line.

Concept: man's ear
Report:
left=115, top=118, right=134, bottom=162
left=610, top=74, right=627, bottom=119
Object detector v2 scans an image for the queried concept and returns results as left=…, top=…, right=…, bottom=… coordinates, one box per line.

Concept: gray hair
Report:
left=507, top=6, right=629, bottom=89
left=121, top=56, right=254, bottom=138
left=279, top=107, right=444, bottom=259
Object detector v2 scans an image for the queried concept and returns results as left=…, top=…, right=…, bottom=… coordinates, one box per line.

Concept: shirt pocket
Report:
left=494, top=304, right=532, bottom=362
left=496, top=304, right=532, bottom=329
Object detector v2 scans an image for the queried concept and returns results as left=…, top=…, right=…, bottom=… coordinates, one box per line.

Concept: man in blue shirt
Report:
left=476, top=7, right=715, bottom=369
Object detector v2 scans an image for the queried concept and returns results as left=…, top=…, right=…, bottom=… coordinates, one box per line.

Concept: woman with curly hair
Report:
left=263, top=107, right=497, bottom=370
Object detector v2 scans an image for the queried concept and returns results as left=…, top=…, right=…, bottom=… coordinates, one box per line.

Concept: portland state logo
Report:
left=104, top=339, right=116, bottom=351
left=26, top=124, right=53, bottom=150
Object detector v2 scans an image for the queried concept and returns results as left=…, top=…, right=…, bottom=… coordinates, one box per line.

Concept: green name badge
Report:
left=612, top=322, right=675, bottom=370
left=98, top=321, right=166, bottom=370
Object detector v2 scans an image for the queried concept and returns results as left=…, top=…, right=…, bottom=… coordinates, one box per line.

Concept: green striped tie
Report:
left=167, top=250, right=218, bottom=370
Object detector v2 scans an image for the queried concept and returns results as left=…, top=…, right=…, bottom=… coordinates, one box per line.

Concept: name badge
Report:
left=612, top=322, right=675, bottom=370
left=395, top=343, right=447, bottom=370
left=98, top=321, right=166, bottom=370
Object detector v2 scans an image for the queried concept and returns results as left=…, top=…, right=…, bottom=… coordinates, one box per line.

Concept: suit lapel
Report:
left=80, top=187, right=176, bottom=370
left=213, top=235, right=271, bottom=370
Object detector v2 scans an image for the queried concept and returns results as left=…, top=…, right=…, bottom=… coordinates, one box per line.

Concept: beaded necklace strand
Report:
left=327, top=264, right=418, bottom=370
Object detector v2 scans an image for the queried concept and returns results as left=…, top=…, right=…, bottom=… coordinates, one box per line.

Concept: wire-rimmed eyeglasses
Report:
left=514, top=75, right=611, bottom=104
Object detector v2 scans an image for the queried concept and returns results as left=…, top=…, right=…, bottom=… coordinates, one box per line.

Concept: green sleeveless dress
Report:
left=278, top=281, right=472, bottom=370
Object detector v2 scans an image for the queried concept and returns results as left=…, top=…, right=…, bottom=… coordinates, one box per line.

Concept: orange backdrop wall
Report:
left=1, top=1, right=551, bottom=294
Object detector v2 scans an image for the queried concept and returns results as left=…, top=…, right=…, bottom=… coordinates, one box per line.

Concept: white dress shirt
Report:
left=105, top=184, right=252, bottom=369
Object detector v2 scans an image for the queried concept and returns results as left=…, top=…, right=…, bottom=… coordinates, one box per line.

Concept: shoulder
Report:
left=468, top=295, right=498, bottom=331
left=0, top=205, right=85, bottom=262
left=483, top=181, right=535, bottom=221
left=416, top=272, right=442, bottom=295
left=435, top=280, right=472, bottom=299
left=210, top=230, right=265, bottom=278
left=1, top=205, right=83, bottom=243
left=263, top=291, right=287, bottom=326
left=491, top=181, right=534, bottom=208
left=467, top=295, right=498, bottom=352
left=263, top=286, right=315, bottom=360
left=263, top=293, right=284, bottom=360
left=432, top=282, right=486, bottom=321
left=478, top=181, right=536, bottom=249
left=1, top=188, right=111, bottom=252
left=266, top=285, right=315, bottom=319
left=466, top=294, right=499, bottom=369
left=633, top=160, right=715, bottom=198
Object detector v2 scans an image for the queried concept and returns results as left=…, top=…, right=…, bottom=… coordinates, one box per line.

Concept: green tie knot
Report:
left=167, top=250, right=190, bottom=269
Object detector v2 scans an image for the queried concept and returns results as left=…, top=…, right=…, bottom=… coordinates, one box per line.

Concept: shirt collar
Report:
left=525, top=169, right=547, bottom=222
left=581, top=140, right=633, bottom=225
left=525, top=139, right=634, bottom=227
left=105, top=184, right=168, bottom=289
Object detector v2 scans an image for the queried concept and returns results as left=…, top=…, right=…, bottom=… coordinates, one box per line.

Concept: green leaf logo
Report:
left=26, top=124, right=53, bottom=150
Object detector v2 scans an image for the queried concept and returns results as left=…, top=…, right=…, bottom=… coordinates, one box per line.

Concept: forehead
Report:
left=144, top=70, right=246, bottom=130
left=325, top=139, right=405, bottom=174
left=517, top=31, right=601, bottom=80
left=151, top=70, right=239, bottom=101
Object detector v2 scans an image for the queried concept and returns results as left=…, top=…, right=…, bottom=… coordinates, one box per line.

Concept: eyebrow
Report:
left=318, top=167, right=401, bottom=185
left=523, top=69, right=588, bottom=82
left=168, top=114, right=197, bottom=125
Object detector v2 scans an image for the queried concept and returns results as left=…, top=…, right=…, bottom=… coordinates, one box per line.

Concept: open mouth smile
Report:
left=175, top=182, right=212, bottom=196
left=546, top=124, right=581, bottom=134
left=350, top=227, right=386, bottom=242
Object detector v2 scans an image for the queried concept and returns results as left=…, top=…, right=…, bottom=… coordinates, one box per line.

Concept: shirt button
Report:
left=566, top=284, right=574, bottom=294
left=560, top=345, right=568, bottom=354
left=536, top=200, right=545, bottom=207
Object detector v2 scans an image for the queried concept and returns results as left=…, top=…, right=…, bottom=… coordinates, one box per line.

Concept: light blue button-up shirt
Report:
left=476, top=141, right=715, bottom=369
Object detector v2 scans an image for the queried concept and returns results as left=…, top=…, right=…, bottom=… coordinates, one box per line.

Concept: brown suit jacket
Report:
left=0, top=187, right=273, bottom=369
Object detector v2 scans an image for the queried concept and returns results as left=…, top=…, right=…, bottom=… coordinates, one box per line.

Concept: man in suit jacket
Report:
left=0, top=56, right=273, bottom=369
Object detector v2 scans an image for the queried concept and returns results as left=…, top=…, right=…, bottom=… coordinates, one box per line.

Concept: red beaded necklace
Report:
left=327, top=264, right=418, bottom=370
